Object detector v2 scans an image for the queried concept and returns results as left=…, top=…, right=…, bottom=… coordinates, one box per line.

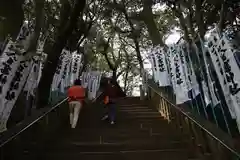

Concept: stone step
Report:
left=43, top=149, right=196, bottom=160
left=8, top=98, right=201, bottom=160
left=118, top=109, right=154, bottom=112
left=42, top=140, right=190, bottom=153
left=68, top=125, right=179, bottom=134
left=118, top=105, right=149, bottom=108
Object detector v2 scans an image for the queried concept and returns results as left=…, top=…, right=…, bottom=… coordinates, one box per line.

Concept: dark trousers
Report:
left=109, top=103, right=116, bottom=122
left=104, top=102, right=116, bottom=122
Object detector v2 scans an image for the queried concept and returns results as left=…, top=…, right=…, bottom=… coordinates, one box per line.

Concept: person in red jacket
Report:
left=67, top=79, right=85, bottom=128
left=101, top=79, right=117, bottom=124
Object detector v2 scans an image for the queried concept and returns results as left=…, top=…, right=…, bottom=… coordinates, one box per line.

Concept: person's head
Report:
left=74, top=79, right=81, bottom=85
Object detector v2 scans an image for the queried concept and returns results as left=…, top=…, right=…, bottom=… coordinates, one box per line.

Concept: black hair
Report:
left=74, top=79, right=81, bottom=85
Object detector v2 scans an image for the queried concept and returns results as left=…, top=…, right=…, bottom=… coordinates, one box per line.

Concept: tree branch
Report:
left=172, top=4, right=191, bottom=42
left=195, top=0, right=205, bottom=38
left=142, top=0, right=165, bottom=46
left=101, top=37, right=116, bottom=71
left=117, top=69, right=125, bottom=78
left=218, top=0, right=227, bottom=32
left=25, top=0, right=45, bottom=58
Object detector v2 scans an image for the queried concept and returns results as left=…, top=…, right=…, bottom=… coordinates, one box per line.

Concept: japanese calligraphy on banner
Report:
left=207, top=30, right=240, bottom=131
left=60, top=51, right=71, bottom=93
left=24, top=56, right=41, bottom=96
left=150, top=51, right=159, bottom=83
left=152, top=45, right=170, bottom=86
left=207, top=31, right=236, bottom=118
left=70, top=51, right=82, bottom=85
left=219, top=35, right=240, bottom=129
left=0, top=59, right=33, bottom=132
left=15, top=22, right=33, bottom=52
left=197, top=41, right=220, bottom=107
left=181, top=43, right=200, bottom=99
left=170, top=45, right=190, bottom=104
left=0, top=22, right=32, bottom=105
left=177, top=45, right=192, bottom=92
left=167, top=46, right=176, bottom=93
left=0, top=22, right=44, bottom=132
left=24, top=37, right=47, bottom=97
left=0, top=22, right=33, bottom=132
left=0, top=41, right=20, bottom=108
left=51, top=49, right=70, bottom=91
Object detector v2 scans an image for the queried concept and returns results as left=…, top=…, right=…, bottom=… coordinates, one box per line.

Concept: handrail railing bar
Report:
left=147, top=83, right=240, bottom=158
left=0, top=90, right=104, bottom=148
left=0, top=97, right=68, bottom=147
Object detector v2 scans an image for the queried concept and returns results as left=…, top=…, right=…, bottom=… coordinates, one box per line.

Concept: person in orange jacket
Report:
left=67, top=79, right=85, bottom=128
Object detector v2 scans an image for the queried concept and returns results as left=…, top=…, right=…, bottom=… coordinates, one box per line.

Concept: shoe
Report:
left=110, top=121, right=115, bottom=125
left=101, top=115, right=108, bottom=120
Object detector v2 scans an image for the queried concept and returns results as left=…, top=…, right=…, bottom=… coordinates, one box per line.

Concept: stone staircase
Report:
left=22, top=97, right=208, bottom=160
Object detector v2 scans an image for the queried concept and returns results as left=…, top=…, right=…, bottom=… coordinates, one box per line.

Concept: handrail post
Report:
left=140, top=85, right=144, bottom=100
left=146, top=81, right=240, bottom=159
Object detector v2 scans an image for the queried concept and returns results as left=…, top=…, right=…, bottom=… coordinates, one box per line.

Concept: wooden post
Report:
left=140, top=85, right=144, bottom=100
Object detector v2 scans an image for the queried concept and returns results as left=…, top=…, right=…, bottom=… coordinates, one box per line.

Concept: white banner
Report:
left=85, top=71, right=101, bottom=100
left=37, top=53, right=47, bottom=84
left=88, top=77, right=95, bottom=100
left=182, top=43, right=200, bottom=98
left=0, top=41, right=21, bottom=109
left=0, top=59, right=33, bottom=132
left=148, top=49, right=158, bottom=83
left=24, top=37, right=46, bottom=97
left=16, top=22, right=33, bottom=52
left=153, top=45, right=170, bottom=86
left=207, top=31, right=237, bottom=118
left=201, top=81, right=211, bottom=106
left=167, top=47, right=176, bottom=94
left=70, top=51, right=82, bottom=85
left=60, top=51, right=72, bottom=92
left=197, top=41, right=220, bottom=107
left=23, top=56, right=41, bottom=96
left=216, top=33, right=240, bottom=130
left=177, top=45, right=192, bottom=92
left=81, top=72, right=88, bottom=88
left=51, top=49, right=70, bottom=91
left=169, top=45, right=190, bottom=104
left=79, top=71, right=102, bottom=100
left=0, top=22, right=32, bottom=109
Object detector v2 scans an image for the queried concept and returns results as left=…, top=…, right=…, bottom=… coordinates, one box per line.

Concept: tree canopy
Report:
left=0, top=0, right=239, bottom=100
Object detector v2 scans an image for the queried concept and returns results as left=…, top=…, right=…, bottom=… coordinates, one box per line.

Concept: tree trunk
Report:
left=195, top=0, right=205, bottom=38
left=180, top=15, right=191, bottom=42
left=218, top=0, right=227, bottom=33
left=25, top=0, right=45, bottom=59
left=186, top=2, right=195, bottom=39
left=133, top=38, right=144, bottom=72
left=142, top=0, right=165, bottom=46
left=112, top=69, right=117, bottom=82
left=79, top=51, right=87, bottom=76
left=123, top=70, right=129, bottom=93
left=37, top=0, right=86, bottom=108
left=173, top=6, right=191, bottom=42
left=8, top=0, right=45, bottom=126
left=0, top=0, right=25, bottom=41
left=121, top=5, right=144, bottom=74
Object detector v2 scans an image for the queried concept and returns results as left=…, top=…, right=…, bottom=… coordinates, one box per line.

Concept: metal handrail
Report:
left=0, top=97, right=68, bottom=147
left=147, top=82, right=240, bottom=158
left=0, top=90, right=104, bottom=148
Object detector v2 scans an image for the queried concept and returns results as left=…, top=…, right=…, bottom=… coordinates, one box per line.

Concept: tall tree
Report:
left=37, top=0, right=86, bottom=108
left=0, top=0, right=25, bottom=41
